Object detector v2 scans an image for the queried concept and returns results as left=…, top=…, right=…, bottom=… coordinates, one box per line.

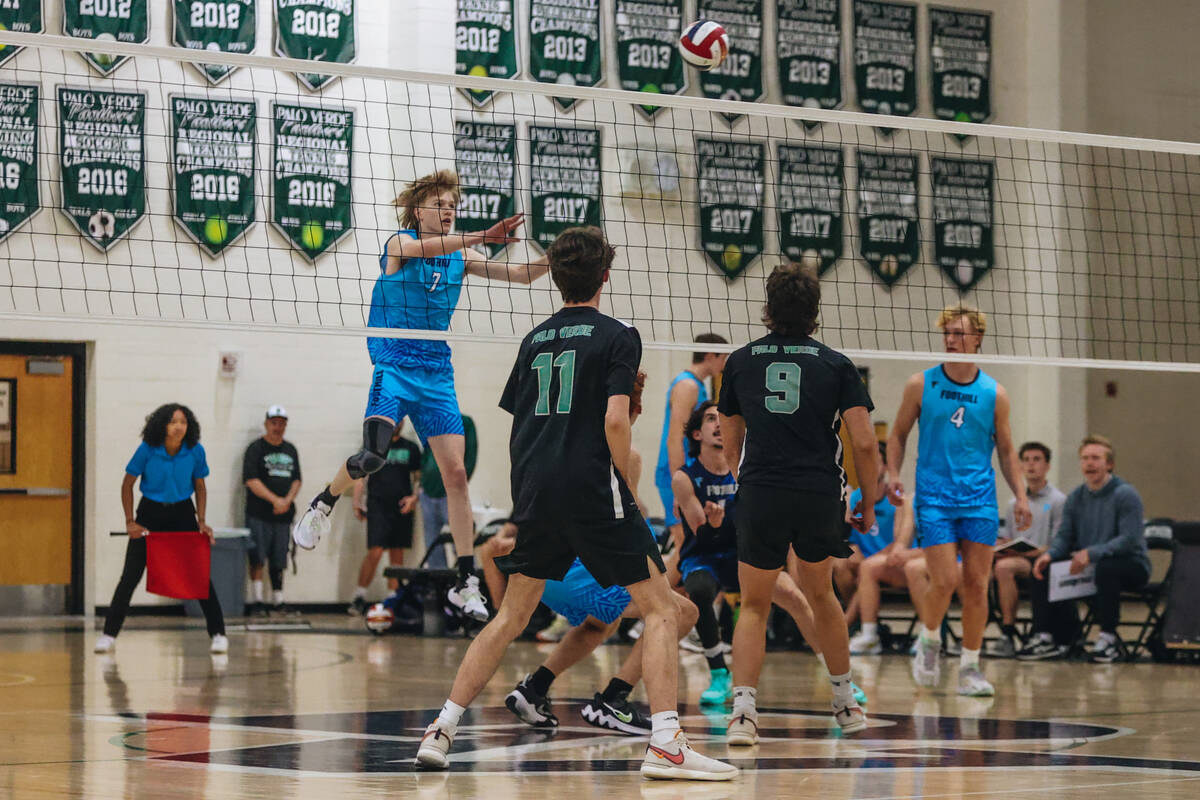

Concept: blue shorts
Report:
left=656, top=481, right=679, bottom=527
left=540, top=559, right=632, bottom=627
left=365, top=363, right=464, bottom=444
left=915, top=506, right=999, bottom=548
left=680, top=552, right=739, bottom=592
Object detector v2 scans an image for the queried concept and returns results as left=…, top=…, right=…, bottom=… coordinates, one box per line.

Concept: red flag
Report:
left=146, top=532, right=211, bottom=599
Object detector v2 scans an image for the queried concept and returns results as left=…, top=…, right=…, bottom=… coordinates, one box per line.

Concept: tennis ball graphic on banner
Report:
left=301, top=221, right=325, bottom=251
left=722, top=243, right=742, bottom=274
left=92, top=34, right=117, bottom=68
left=204, top=216, right=229, bottom=246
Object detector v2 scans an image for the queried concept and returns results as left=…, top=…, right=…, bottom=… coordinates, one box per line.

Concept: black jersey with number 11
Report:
left=500, top=306, right=642, bottom=522
left=717, top=333, right=873, bottom=496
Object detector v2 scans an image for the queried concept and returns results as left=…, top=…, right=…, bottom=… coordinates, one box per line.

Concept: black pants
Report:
left=1030, top=557, right=1148, bottom=642
left=103, top=498, right=226, bottom=638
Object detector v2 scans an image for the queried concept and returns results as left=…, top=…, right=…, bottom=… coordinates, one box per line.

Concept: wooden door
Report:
left=0, top=353, right=73, bottom=586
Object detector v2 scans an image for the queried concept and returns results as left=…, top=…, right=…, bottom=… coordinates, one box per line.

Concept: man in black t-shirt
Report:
left=415, top=227, right=735, bottom=782
left=243, top=406, right=302, bottom=615
left=717, top=263, right=880, bottom=744
left=348, top=426, right=422, bottom=614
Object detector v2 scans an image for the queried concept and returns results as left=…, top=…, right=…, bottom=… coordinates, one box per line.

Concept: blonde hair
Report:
left=395, top=170, right=460, bottom=231
left=936, top=303, right=987, bottom=336
left=1079, top=433, right=1115, bottom=466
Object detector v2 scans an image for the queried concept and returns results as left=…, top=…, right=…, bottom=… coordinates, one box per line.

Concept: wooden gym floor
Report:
left=2, top=617, right=1199, bottom=799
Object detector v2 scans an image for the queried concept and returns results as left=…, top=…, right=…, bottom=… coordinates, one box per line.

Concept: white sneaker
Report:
left=447, top=574, right=488, bottom=622
left=210, top=634, right=229, bottom=654
left=94, top=634, right=115, bottom=654
left=958, top=665, right=995, bottom=697
left=833, top=699, right=868, bottom=733
left=414, top=721, right=454, bottom=769
left=641, top=731, right=738, bottom=781
left=292, top=499, right=332, bottom=550
left=679, top=627, right=704, bottom=653
left=535, top=614, right=570, bottom=643
left=726, top=711, right=759, bottom=746
left=849, top=630, right=883, bottom=655
left=912, top=635, right=941, bottom=688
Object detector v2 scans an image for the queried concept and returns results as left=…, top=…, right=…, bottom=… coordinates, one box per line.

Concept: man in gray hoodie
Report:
left=1026, top=434, right=1150, bottom=663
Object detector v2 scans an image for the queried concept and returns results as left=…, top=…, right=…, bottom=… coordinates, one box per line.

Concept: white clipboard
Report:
left=1048, top=560, right=1097, bottom=602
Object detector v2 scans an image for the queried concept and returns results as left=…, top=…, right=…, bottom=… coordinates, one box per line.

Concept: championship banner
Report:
left=852, top=0, right=916, bottom=119
left=456, top=0, right=518, bottom=108
left=271, top=102, right=353, bottom=260
left=529, top=0, right=601, bottom=111
left=0, top=1, right=44, bottom=68
left=930, top=7, right=992, bottom=126
left=63, top=0, right=150, bottom=76
left=173, top=0, right=257, bottom=85
left=0, top=84, right=39, bottom=243
left=615, top=0, right=686, bottom=118
left=454, top=120, right=515, bottom=256
left=528, top=125, right=601, bottom=252
left=857, top=149, right=918, bottom=286
left=777, top=0, right=843, bottom=126
left=932, top=156, right=993, bottom=291
left=274, top=0, right=356, bottom=91
left=58, top=87, right=146, bottom=251
left=697, top=138, right=763, bottom=279
left=697, top=0, right=763, bottom=123
left=172, top=96, right=257, bottom=257
left=777, top=144, right=843, bottom=275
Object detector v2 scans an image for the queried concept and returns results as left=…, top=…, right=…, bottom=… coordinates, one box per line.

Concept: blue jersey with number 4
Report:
left=915, top=365, right=998, bottom=509
left=367, top=229, right=465, bottom=369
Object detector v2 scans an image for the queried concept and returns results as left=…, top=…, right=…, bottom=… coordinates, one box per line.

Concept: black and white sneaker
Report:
left=581, top=691, right=651, bottom=736
left=1089, top=637, right=1126, bottom=663
left=505, top=676, right=558, bottom=728
left=447, top=574, right=489, bottom=622
left=347, top=596, right=369, bottom=616
left=1016, top=634, right=1069, bottom=661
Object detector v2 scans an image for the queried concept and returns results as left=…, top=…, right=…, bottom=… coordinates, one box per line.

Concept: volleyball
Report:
left=364, top=603, right=394, bottom=635
left=678, top=20, right=729, bottom=71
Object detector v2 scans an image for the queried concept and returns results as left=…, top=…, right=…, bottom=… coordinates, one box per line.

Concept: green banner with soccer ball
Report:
left=697, top=0, right=764, bottom=123
left=58, top=87, right=146, bottom=251
left=272, top=102, right=353, bottom=261
left=456, top=0, right=518, bottom=108
left=697, top=137, right=763, bottom=279
left=528, top=0, right=601, bottom=111
left=0, top=84, right=39, bottom=244
left=529, top=125, right=601, bottom=252
left=856, top=149, right=919, bottom=286
left=615, top=0, right=686, bottom=118
left=173, top=0, right=258, bottom=85
left=274, top=0, right=356, bottom=91
left=0, top=1, right=45, bottom=68
left=172, top=96, right=257, bottom=257
left=63, top=0, right=150, bottom=76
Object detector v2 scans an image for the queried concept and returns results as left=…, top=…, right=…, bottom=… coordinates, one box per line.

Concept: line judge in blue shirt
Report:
left=95, top=403, right=227, bottom=656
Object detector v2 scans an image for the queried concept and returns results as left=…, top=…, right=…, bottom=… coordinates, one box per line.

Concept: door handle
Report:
left=0, top=487, right=71, bottom=496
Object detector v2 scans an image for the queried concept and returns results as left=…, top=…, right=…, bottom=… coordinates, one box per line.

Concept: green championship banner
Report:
left=274, top=0, right=356, bottom=91
left=529, top=0, right=600, bottom=111
left=529, top=125, right=601, bottom=252
left=172, top=96, right=256, bottom=256
left=0, top=84, right=39, bottom=243
left=857, top=149, right=918, bottom=286
left=930, top=7, right=991, bottom=126
left=697, top=138, right=763, bottom=279
left=457, top=0, right=518, bottom=108
left=697, top=0, right=763, bottom=123
left=454, top=120, right=515, bottom=256
left=777, top=144, right=843, bottom=275
left=173, top=0, right=258, bottom=85
left=615, top=0, right=686, bottom=118
left=777, top=0, right=843, bottom=126
left=63, top=0, right=150, bottom=76
left=271, top=102, right=353, bottom=260
left=0, top=1, right=44, bottom=68
left=852, top=0, right=916, bottom=119
left=932, top=157, right=993, bottom=291
left=58, top=87, right=146, bottom=251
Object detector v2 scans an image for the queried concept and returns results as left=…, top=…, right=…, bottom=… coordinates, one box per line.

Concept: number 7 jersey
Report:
left=915, top=365, right=998, bottom=509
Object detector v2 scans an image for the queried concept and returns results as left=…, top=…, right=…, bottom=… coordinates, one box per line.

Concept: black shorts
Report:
left=367, top=502, right=415, bottom=549
left=496, top=511, right=666, bottom=589
left=736, top=484, right=852, bottom=569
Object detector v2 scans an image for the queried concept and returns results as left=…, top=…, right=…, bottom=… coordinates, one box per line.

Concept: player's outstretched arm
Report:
left=463, top=247, right=550, bottom=284
left=717, top=413, right=745, bottom=481
left=994, top=385, right=1031, bottom=530
left=671, top=469, right=706, bottom=533
left=885, top=373, right=923, bottom=505
left=384, top=215, right=526, bottom=274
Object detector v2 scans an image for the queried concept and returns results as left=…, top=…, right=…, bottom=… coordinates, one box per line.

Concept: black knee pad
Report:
left=346, top=418, right=395, bottom=478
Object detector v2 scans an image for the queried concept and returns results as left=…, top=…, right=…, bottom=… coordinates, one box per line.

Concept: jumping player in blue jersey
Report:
left=887, top=304, right=1031, bottom=697
left=293, top=170, right=549, bottom=620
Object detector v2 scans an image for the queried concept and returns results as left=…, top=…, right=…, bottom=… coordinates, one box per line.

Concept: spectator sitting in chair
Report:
left=990, top=442, right=1066, bottom=657
left=1027, top=435, right=1150, bottom=663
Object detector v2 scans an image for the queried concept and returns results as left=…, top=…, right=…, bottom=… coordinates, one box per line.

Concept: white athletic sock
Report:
left=703, top=644, right=724, bottom=659
left=436, top=699, right=466, bottom=732
left=650, top=711, right=681, bottom=746
left=252, top=580, right=264, bottom=603
left=352, top=586, right=368, bottom=601
left=960, top=647, right=981, bottom=669
left=829, top=671, right=855, bottom=705
left=861, top=622, right=879, bottom=639
left=272, top=590, right=284, bottom=606
left=731, top=685, right=757, bottom=716
left=922, top=626, right=941, bottom=645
